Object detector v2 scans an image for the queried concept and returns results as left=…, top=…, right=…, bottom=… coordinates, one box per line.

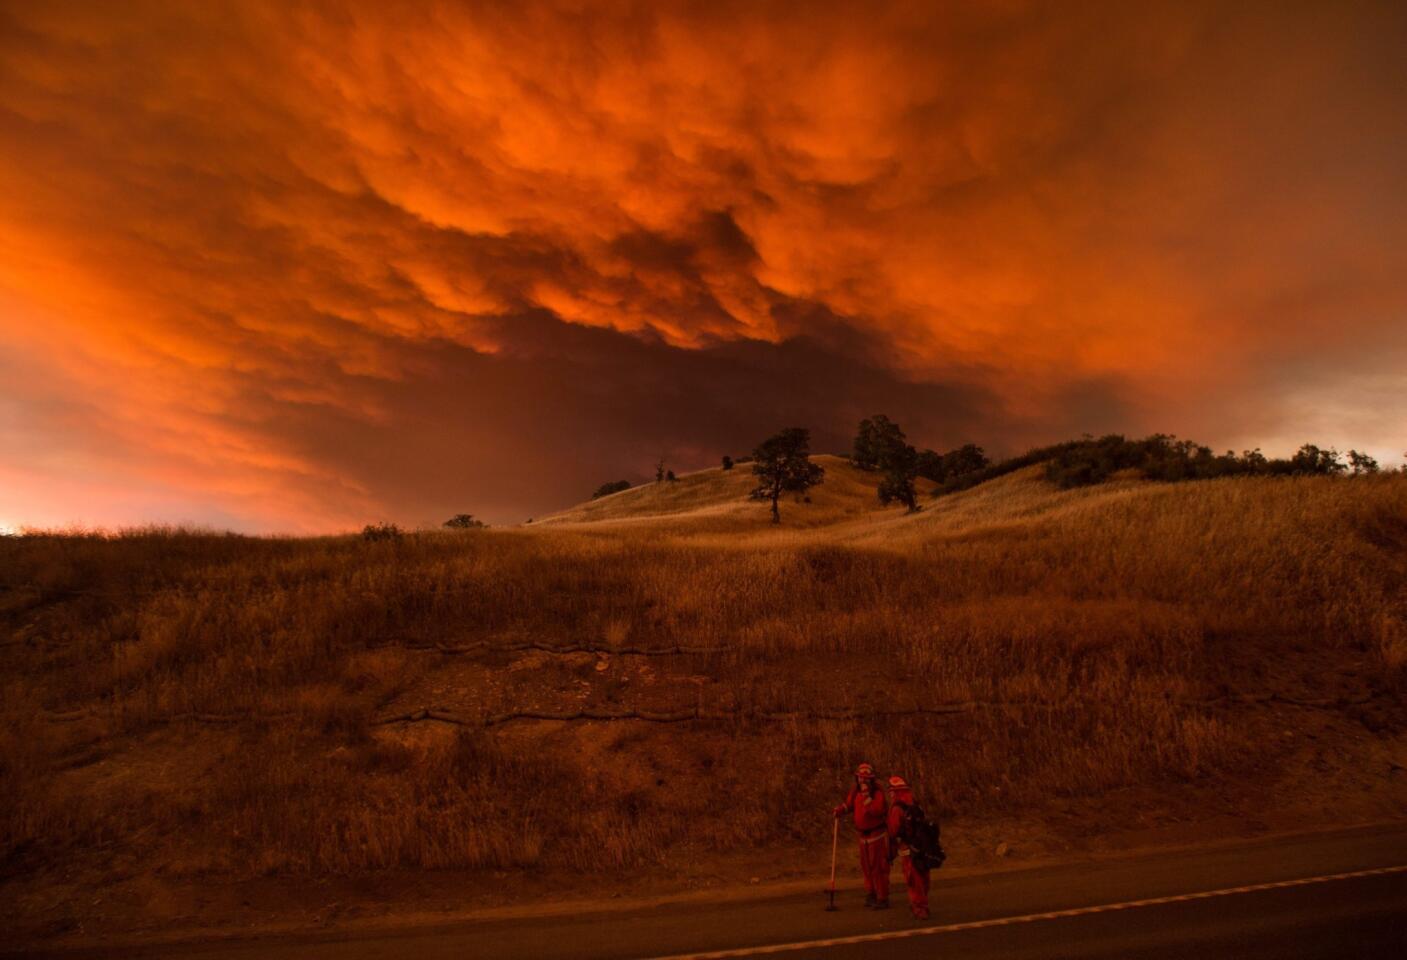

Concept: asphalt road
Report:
left=20, top=823, right=1407, bottom=959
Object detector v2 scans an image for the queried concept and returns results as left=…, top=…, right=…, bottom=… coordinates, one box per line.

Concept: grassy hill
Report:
left=536, top=455, right=1131, bottom=543
left=536, top=455, right=893, bottom=527
left=3, top=460, right=1406, bottom=941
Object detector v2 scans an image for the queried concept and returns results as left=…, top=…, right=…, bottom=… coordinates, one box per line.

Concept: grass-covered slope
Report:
left=536, top=455, right=893, bottom=526
left=2, top=466, right=1405, bottom=929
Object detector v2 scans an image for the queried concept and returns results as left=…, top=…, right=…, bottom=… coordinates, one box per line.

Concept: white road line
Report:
left=640, top=863, right=1407, bottom=960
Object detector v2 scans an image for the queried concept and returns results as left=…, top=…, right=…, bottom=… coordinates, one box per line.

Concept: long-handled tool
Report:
left=824, top=816, right=839, bottom=911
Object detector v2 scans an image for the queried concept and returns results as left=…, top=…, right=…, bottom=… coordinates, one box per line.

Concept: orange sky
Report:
left=1, top=0, right=1404, bottom=531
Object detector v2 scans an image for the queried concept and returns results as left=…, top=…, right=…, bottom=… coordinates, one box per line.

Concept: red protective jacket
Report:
left=840, top=784, right=889, bottom=835
left=886, top=785, right=915, bottom=858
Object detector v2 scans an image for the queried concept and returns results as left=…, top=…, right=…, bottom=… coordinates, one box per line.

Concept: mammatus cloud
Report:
left=1, top=1, right=1404, bottom=530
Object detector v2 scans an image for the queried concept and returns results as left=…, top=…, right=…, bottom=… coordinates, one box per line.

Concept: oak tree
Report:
left=750, top=428, right=825, bottom=523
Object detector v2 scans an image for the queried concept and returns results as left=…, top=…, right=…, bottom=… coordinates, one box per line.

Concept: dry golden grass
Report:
left=2, top=460, right=1404, bottom=882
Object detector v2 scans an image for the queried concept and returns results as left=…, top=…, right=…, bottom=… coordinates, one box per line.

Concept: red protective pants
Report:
left=857, top=833, right=890, bottom=900
left=901, top=855, right=930, bottom=916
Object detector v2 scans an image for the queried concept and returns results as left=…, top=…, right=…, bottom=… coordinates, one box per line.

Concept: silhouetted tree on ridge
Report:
left=852, top=414, right=927, bottom=511
left=877, top=442, right=921, bottom=512
left=751, top=428, right=825, bottom=523
left=851, top=414, right=907, bottom=471
left=1347, top=450, right=1379, bottom=475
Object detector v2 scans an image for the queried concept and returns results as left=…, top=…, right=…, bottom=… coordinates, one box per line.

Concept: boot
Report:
left=873, top=898, right=890, bottom=909
left=864, top=892, right=877, bottom=908
left=912, top=907, right=929, bottom=920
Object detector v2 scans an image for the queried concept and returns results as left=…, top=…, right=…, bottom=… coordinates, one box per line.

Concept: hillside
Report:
left=539, top=454, right=1166, bottom=540
left=3, top=464, right=1406, bottom=946
left=535, top=455, right=895, bottom=527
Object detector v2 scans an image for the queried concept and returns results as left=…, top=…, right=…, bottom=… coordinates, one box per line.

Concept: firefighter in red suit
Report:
left=885, top=775, right=930, bottom=919
left=832, top=762, right=890, bottom=908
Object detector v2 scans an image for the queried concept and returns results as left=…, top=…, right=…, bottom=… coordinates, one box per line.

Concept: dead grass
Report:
left=2, top=462, right=1404, bottom=881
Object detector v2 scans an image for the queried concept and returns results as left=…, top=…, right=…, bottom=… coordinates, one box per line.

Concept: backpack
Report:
left=897, top=802, right=946, bottom=871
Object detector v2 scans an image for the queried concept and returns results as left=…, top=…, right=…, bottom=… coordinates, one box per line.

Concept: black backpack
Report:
left=897, top=802, right=946, bottom=871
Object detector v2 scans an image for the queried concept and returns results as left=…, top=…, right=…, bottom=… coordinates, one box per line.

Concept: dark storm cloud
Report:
left=0, top=0, right=1404, bottom=530
left=252, top=313, right=1006, bottom=525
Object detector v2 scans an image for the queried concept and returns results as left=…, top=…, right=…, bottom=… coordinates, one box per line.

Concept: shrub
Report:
left=443, top=514, right=486, bottom=529
left=591, top=480, right=631, bottom=499
left=918, top=444, right=990, bottom=483
left=933, top=434, right=1367, bottom=498
left=361, top=523, right=403, bottom=542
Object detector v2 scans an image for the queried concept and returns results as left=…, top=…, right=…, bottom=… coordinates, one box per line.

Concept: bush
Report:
left=591, top=480, right=631, bottom=499
left=443, top=514, right=486, bottom=529
left=918, top=444, right=990, bottom=483
left=721, top=456, right=734, bottom=471
left=1047, top=436, right=1350, bottom=488
left=931, top=434, right=1362, bottom=498
left=361, top=523, right=403, bottom=542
